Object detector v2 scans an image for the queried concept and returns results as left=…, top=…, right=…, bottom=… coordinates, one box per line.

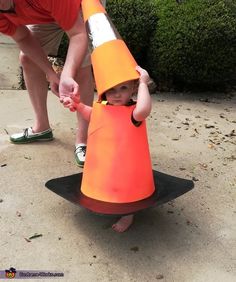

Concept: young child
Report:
left=61, top=66, right=152, bottom=232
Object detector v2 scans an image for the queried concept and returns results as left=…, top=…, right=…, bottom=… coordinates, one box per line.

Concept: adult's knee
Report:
left=19, top=52, right=33, bottom=70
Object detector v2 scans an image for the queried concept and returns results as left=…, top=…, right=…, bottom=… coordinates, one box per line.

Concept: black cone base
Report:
left=45, top=170, right=194, bottom=216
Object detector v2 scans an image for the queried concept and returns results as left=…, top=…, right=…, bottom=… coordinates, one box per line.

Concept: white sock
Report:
left=75, top=143, right=86, bottom=149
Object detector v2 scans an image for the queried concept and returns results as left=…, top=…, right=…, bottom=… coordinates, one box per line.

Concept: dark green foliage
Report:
left=57, top=33, right=69, bottom=60
left=147, top=0, right=236, bottom=90
left=51, top=0, right=236, bottom=91
left=106, top=0, right=157, bottom=67
left=57, top=0, right=158, bottom=66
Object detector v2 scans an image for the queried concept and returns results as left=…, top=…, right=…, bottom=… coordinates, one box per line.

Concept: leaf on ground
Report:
left=28, top=233, right=43, bottom=240
left=209, top=139, right=221, bottom=145
left=205, top=124, right=215, bottom=129
left=208, top=143, right=215, bottom=149
left=167, top=210, right=174, bottom=214
left=192, top=176, right=199, bottom=182
left=24, top=156, right=32, bottom=160
left=199, top=163, right=208, bottom=169
left=16, top=211, right=21, bottom=217
left=179, top=167, right=186, bottom=171
left=225, top=155, right=236, bottom=161
left=130, top=246, right=139, bottom=252
left=156, top=274, right=164, bottom=280
left=225, top=130, right=236, bottom=137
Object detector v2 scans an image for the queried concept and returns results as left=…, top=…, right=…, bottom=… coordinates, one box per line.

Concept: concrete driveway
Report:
left=0, top=90, right=235, bottom=281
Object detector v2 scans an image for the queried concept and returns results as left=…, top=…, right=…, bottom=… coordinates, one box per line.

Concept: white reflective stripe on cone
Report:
left=88, top=13, right=117, bottom=48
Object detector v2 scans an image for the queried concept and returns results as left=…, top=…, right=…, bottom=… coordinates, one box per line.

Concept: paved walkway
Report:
left=0, top=90, right=235, bottom=281
left=0, top=34, right=20, bottom=89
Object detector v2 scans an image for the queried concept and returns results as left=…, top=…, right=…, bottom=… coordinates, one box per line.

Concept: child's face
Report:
left=105, top=81, right=135, bottom=106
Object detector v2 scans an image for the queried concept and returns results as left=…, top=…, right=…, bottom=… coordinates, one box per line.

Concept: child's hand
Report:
left=136, top=66, right=150, bottom=84
left=71, top=92, right=80, bottom=104
left=61, top=92, right=80, bottom=112
left=61, top=97, right=76, bottom=112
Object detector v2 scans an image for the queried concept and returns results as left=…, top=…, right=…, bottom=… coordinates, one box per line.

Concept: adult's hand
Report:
left=46, top=71, right=60, bottom=97
left=59, top=77, right=80, bottom=103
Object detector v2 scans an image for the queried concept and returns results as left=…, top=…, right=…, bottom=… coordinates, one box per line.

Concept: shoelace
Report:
left=76, top=146, right=86, bottom=156
left=23, top=128, right=30, bottom=137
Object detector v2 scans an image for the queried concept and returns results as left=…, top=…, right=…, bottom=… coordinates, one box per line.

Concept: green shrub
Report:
left=58, top=0, right=157, bottom=66
left=57, top=33, right=69, bottom=60
left=147, top=0, right=236, bottom=90
left=107, top=0, right=157, bottom=67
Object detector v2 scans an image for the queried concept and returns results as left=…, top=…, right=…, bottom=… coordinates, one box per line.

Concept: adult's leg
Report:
left=19, top=53, right=50, bottom=133
left=74, top=0, right=106, bottom=144
left=75, top=65, right=94, bottom=144
left=20, top=23, right=64, bottom=133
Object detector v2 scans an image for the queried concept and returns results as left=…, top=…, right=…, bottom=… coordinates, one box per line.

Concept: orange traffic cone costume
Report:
left=81, top=103, right=155, bottom=203
left=80, top=0, right=155, bottom=206
left=45, top=0, right=194, bottom=215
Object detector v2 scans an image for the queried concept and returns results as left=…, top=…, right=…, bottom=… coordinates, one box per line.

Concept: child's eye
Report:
left=120, top=86, right=128, bottom=91
left=106, top=89, right=115, bottom=95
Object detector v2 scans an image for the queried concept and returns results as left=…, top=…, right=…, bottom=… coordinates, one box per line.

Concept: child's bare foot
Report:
left=112, top=214, right=134, bottom=232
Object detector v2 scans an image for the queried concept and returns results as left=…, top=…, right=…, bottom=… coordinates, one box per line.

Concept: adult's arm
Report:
left=11, top=25, right=59, bottom=95
left=59, top=13, right=88, bottom=100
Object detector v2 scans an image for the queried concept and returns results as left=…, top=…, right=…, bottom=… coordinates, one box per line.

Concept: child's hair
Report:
left=100, top=93, right=107, bottom=101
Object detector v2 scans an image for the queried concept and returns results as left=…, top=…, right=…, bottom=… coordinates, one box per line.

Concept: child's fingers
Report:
left=69, top=106, right=76, bottom=112
left=136, top=66, right=148, bottom=76
left=71, top=93, right=80, bottom=104
left=136, top=66, right=150, bottom=83
left=61, top=97, right=71, bottom=103
left=63, top=101, right=71, bottom=107
left=135, top=65, right=142, bottom=74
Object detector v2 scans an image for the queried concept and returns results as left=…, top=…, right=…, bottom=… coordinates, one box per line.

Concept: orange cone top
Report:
left=81, top=0, right=139, bottom=96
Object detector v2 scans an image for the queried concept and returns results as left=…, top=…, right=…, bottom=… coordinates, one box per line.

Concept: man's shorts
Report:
left=27, top=0, right=106, bottom=68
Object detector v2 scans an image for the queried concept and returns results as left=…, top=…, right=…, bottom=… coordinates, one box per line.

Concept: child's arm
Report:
left=133, top=66, right=152, bottom=122
left=74, top=102, right=92, bottom=121
left=61, top=94, right=92, bottom=121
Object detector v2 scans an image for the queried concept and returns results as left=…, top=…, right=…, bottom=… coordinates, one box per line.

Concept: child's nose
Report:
left=114, top=91, right=120, bottom=97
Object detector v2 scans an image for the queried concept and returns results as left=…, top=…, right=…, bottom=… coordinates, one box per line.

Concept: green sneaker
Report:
left=10, top=127, right=53, bottom=144
left=75, top=144, right=86, bottom=167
